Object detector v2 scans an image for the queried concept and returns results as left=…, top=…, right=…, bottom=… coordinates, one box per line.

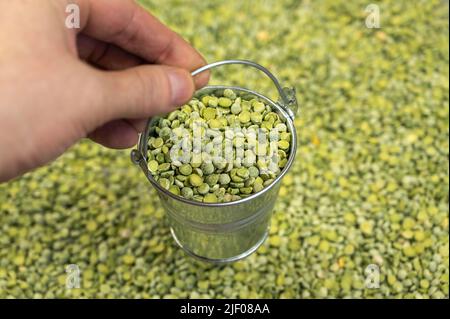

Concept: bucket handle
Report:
left=192, top=59, right=298, bottom=120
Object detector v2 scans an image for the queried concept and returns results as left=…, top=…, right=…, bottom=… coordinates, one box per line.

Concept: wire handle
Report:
left=191, top=60, right=298, bottom=120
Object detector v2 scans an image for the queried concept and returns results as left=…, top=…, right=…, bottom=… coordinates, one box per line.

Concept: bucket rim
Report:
left=135, top=85, right=298, bottom=207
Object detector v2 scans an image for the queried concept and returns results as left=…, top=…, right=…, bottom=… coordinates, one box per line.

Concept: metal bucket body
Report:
left=132, top=61, right=298, bottom=263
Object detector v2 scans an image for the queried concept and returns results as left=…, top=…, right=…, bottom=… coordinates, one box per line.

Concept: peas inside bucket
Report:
left=146, top=88, right=293, bottom=204
left=132, top=60, right=298, bottom=262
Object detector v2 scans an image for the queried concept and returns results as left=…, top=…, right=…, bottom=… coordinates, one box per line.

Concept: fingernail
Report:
left=167, top=69, right=193, bottom=107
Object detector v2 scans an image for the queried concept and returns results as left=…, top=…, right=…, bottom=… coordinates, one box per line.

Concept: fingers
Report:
left=126, top=118, right=148, bottom=132
left=86, top=64, right=195, bottom=148
left=77, top=36, right=152, bottom=137
left=72, top=0, right=207, bottom=149
left=76, top=0, right=209, bottom=88
left=77, top=34, right=144, bottom=70
left=94, top=64, right=195, bottom=124
left=88, top=119, right=138, bottom=149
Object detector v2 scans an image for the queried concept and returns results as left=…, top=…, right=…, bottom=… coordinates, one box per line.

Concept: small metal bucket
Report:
left=131, top=60, right=298, bottom=263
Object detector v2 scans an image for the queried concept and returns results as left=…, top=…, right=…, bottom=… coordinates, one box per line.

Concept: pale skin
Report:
left=0, top=0, right=209, bottom=182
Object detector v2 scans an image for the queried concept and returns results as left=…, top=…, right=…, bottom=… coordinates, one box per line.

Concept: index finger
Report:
left=74, top=0, right=209, bottom=87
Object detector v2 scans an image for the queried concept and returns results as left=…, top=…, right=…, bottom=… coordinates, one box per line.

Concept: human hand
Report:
left=0, top=0, right=208, bottom=182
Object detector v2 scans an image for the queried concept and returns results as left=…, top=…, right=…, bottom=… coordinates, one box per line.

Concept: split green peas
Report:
left=1, top=0, right=447, bottom=300
left=147, top=89, right=292, bottom=203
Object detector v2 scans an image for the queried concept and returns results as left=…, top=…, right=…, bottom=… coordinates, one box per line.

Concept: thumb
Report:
left=93, top=65, right=195, bottom=125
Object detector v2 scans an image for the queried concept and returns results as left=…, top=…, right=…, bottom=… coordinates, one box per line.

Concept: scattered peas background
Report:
left=0, top=0, right=449, bottom=298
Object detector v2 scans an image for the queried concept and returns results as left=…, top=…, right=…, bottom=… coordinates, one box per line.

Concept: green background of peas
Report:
left=0, top=0, right=448, bottom=298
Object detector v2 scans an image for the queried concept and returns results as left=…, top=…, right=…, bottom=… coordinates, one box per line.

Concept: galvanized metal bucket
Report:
left=131, top=60, right=298, bottom=263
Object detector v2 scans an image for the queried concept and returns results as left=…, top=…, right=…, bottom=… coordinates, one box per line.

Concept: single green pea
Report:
left=278, top=158, right=288, bottom=168
left=215, top=187, right=226, bottom=197
left=231, top=195, right=241, bottom=201
left=152, top=137, right=164, bottom=149
left=219, top=174, right=231, bottom=185
left=253, top=182, right=264, bottom=193
left=275, top=123, right=287, bottom=132
left=278, top=149, right=287, bottom=158
left=248, top=166, right=259, bottom=178
left=205, top=174, right=219, bottom=186
left=179, top=164, right=193, bottom=176
left=240, top=187, right=253, bottom=195
left=203, top=194, right=218, bottom=203
left=201, top=96, right=210, bottom=106
left=191, top=155, right=202, bottom=168
left=160, top=170, right=175, bottom=178
left=171, top=120, right=180, bottom=128
left=155, top=153, right=165, bottom=164
left=203, top=108, right=217, bottom=120
left=181, top=187, right=194, bottom=199
left=252, top=101, right=266, bottom=113
left=160, top=118, right=171, bottom=128
left=174, top=179, right=185, bottom=188
left=193, top=195, right=204, bottom=202
left=278, top=140, right=290, bottom=150
left=230, top=182, right=245, bottom=188
left=219, top=118, right=228, bottom=127
left=238, top=111, right=251, bottom=124
left=263, top=178, right=275, bottom=187
left=159, top=126, right=172, bottom=139
left=161, top=145, right=170, bottom=155
left=223, top=193, right=234, bottom=202
left=223, top=89, right=236, bottom=99
left=213, top=158, right=227, bottom=170
left=158, top=178, right=171, bottom=189
left=231, top=176, right=245, bottom=184
left=158, top=163, right=171, bottom=172
left=251, top=112, right=263, bottom=124
left=207, top=97, right=218, bottom=107
left=264, top=112, right=278, bottom=122
left=244, top=177, right=255, bottom=187
left=231, top=103, right=242, bottom=115
left=230, top=169, right=244, bottom=182
left=169, top=185, right=180, bottom=195
left=189, top=174, right=203, bottom=187
left=167, top=110, right=179, bottom=121
left=197, top=183, right=210, bottom=195
left=148, top=160, right=159, bottom=173
left=234, top=137, right=245, bottom=148
left=280, top=132, right=291, bottom=142
left=261, top=121, right=273, bottom=130
left=254, top=176, right=264, bottom=184
left=229, top=188, right=240, bottom=195
left=178, top=112, right=189, bottom=122
left=236, top=167, right=250, bottom=179
left=201, top=162, right=215, bottom=175
left=209, top=119, right=222, bottom=129
left=219, top=97, right=232, bottom=107
left=193, top=167, right=204, bottom=177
